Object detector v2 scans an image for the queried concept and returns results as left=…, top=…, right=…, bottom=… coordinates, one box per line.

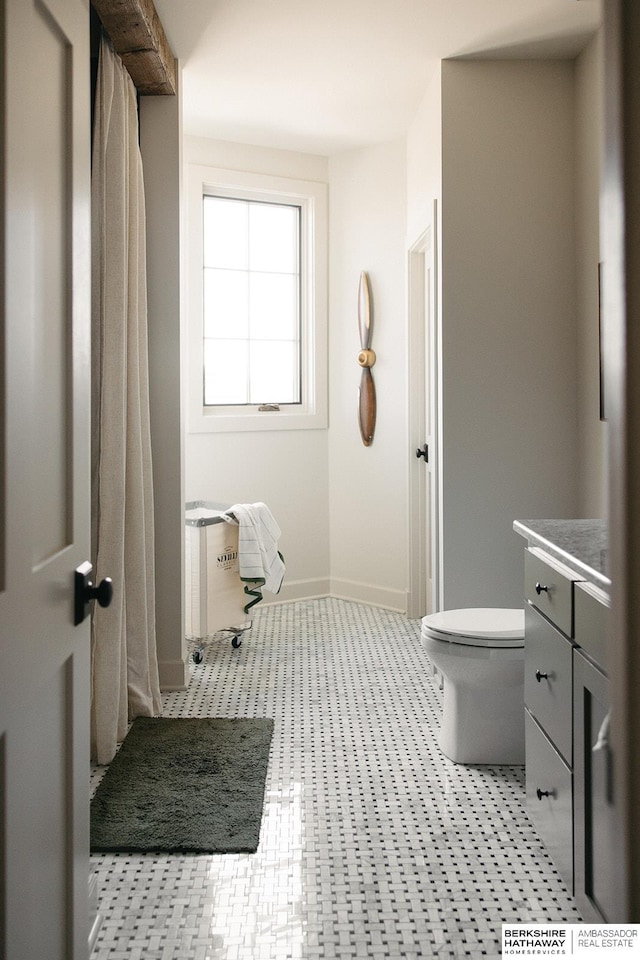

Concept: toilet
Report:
left=421, top=608, right=525, bottom=765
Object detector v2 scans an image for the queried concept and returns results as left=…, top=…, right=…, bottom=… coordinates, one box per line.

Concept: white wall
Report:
left=575, top=34, right=606, bottom=517
left=181, top=54, right=602, bottom=623
left=439, top=60, right=580, bottom=608
left=184, top=136, right=409, bottom=612
left=406, top=66, right=442, bottom=248
left=328, top=140, right=408, bottom=610
left=183, top=137, right=331, bottom=602
left=185, top=135, right=328, bottom=183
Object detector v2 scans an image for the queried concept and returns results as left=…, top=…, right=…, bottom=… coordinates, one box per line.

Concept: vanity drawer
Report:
left=524, top=548, right=581, bottom=637
left=525, top=711, right=573, bottom=893
left=574, top=581, right=609, bottom=673
left=524, top=605, right=573, bottom=763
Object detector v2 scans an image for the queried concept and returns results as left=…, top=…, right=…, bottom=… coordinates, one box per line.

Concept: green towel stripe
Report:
left=239, top=552, right=285, bottom=614
left=240, top=577, right=266, bottom=613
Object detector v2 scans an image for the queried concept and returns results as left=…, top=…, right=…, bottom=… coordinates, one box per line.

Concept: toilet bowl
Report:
left=421, top=608, right=525, bottom=765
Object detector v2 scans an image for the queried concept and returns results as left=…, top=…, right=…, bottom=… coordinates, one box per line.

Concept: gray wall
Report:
left=140, top=87, right=187, bottom=689
left=440, top=60, right=580, bottom=608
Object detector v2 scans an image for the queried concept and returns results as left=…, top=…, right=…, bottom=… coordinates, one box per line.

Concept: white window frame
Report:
left=186, top=164, right=328, bottom=433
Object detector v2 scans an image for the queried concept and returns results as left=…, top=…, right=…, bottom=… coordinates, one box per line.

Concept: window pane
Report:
left=249, top=203, right=299, bottom=273
left=203, top=197, right=248, bottom=270
left=204, top=339, right=249, bottom=405
left=204, top=268, right=249, bottom=339
left=250, top=272, right=298, bottom=340
left=249, top=340, right=299, bottom=404
left=202, top=193, right=303, bottom=408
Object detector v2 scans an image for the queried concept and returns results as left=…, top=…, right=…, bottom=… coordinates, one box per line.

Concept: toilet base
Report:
left=437, top=676, right=525, bottom=765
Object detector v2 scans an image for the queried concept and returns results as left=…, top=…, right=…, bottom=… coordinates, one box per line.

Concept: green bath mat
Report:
left=90, top=716, right=274, bottom=853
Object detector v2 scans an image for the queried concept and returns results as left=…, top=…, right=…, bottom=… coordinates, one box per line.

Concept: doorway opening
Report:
left=407, top=203, right=441, bottom=618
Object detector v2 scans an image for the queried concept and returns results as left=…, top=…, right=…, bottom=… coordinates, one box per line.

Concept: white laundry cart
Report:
left=184, top=501, right=251, bottom=662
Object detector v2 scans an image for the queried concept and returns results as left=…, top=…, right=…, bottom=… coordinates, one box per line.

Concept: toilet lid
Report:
left=422, top=608, right=525, bottom=646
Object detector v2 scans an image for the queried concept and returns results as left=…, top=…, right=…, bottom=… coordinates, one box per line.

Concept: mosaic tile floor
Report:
left=90, top=598, right=580, bottom=960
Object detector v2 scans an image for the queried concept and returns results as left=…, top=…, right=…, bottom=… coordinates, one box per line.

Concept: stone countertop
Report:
left=513, top=519, right=609, bottom=593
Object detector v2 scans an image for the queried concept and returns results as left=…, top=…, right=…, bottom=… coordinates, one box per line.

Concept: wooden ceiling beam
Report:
left=91, top=0, right=177, bottom=96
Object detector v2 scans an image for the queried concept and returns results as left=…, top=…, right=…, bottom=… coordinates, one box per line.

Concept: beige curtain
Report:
left=91, top=35, right=162, bottom=765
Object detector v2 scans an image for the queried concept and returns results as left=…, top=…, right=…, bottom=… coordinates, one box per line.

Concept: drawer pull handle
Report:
left=535, top=669, right=549, bottom=683
left=536, top=788, right=555, bottom=801
left=535, top=582, right=549, bottom=595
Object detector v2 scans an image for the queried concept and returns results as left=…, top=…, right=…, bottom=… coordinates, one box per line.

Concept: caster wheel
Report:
left=231, top=634, right=242, bottom=649
left=192, top=650, right=203, bottom=664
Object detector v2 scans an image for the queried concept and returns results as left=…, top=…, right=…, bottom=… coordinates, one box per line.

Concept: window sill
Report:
left=188, top=406, right=327, bottom=433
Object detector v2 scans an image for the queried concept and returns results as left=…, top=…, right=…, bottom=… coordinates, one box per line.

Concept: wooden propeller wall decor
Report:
left=357, top=271, right=376, bottom=446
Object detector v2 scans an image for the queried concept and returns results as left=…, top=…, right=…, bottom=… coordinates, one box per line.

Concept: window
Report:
left=187, top=165, right=328, bottom=433
left=203, top=196, right=301, bottom=407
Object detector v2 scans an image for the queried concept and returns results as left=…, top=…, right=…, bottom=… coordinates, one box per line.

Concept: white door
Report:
left=407, top=205, right=440, bottom=618
left=0, top=0, right=92, bottom=957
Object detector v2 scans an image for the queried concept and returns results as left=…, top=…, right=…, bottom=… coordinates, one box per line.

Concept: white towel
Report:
left=223, top=502, right=285, bottom=596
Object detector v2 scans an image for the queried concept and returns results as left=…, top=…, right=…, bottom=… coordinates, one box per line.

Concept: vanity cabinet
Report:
left=515, top=526, right=613, bottom=922
left=523, top=548, right=583, bottom=893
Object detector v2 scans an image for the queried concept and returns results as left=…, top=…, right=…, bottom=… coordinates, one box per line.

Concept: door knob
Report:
left=416, top=444, right=429, bottom=462
left=74, top=560, right=113, bottom=625
left=536, top=788, right=555, bottom=801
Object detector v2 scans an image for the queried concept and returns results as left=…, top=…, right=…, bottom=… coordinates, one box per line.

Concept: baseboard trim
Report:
left=258, top=577, right=407, bottom=613
left=261, top=577, right=331, bottom=605
left=158, top=656, right=190, bottom=691
left=328, top=578, right=407, bottom=613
